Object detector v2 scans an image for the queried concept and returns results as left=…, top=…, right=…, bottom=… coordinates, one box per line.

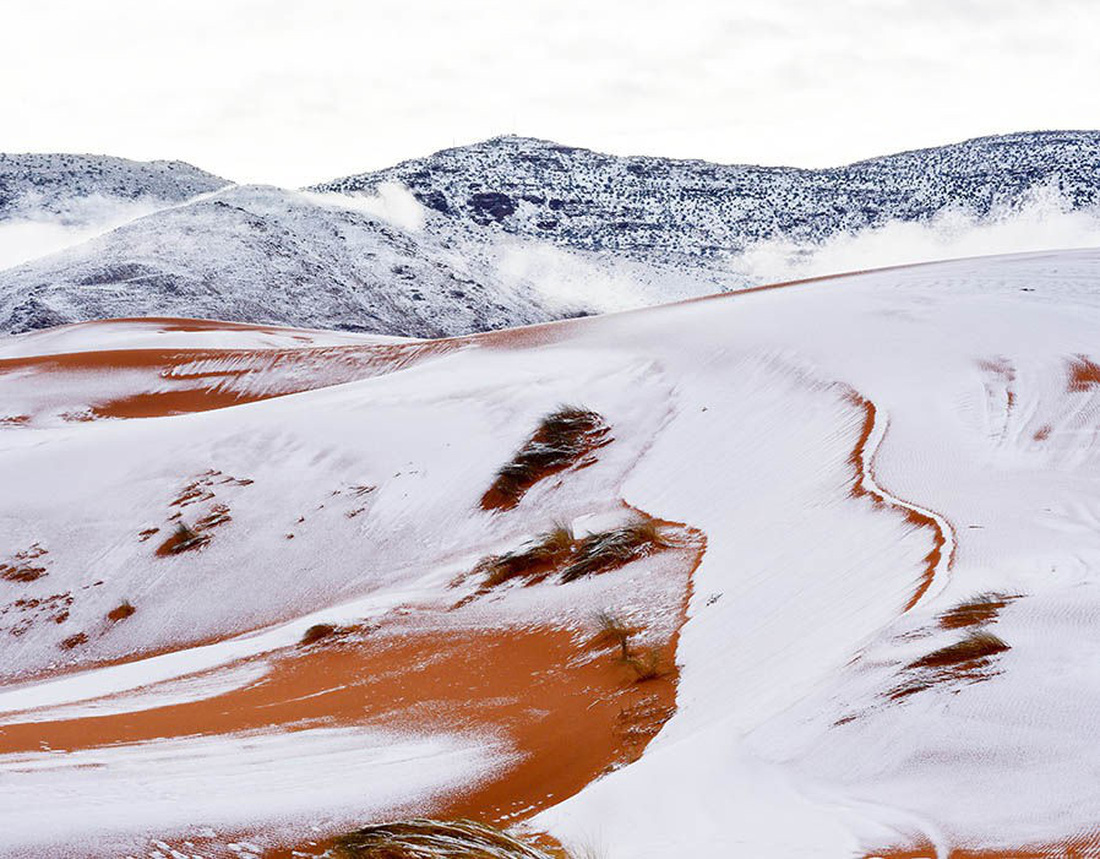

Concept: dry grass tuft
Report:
left=561, top=521, right=670, bottom=583
left=480, top=525, right=576, bottom=588
left=938, top=592, right=1016, bottom=629
left=332, top=818, right=561, bottom=859
left=0, top=543, right=48, bottom=582
left=591, top=610, right=634, bottom=658
left=622, top=646, right=671, bottom=682
left=156, top=522, right=211, bottom=556
left=589, top=611, right=633, bottom=655
left=470, top=516, right=680, bottom=598
left=589, top=611, right=671, bottom=684
left=906, top=630, right=1010, bottom=671
left=481, top=407, right=609, bottom=511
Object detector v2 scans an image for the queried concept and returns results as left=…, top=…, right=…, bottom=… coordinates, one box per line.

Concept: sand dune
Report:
left=2, top=250, right=1100, bottom=857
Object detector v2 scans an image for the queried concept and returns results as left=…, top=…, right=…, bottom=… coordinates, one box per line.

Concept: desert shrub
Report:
left=480, top=524, right=576, bottom=588
left=157, top=522, right=210, bottom=555
left=591, top=610, right=634, bottom=658
left=560, top=521, right=669, bottom=582
left=481, top=407, right=609, bottom=511
left=332, top=818, right=559, bottom=859
left=622, top=645, right=671, bottom=682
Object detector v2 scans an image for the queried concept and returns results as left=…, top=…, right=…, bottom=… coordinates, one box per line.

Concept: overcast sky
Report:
left=3, top=0, right=1098, bottom=187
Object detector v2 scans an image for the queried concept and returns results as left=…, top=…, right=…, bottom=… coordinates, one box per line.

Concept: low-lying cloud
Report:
left=727, top=183, right=1100, bottom=286
left=303, top=182, right=426, bottom=233
left=0, top=195, right=166, bottom=271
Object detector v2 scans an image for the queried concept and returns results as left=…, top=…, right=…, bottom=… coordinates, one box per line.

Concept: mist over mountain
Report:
left=317, top=130, right=1100, bottom=263
left=2, top=131, right=1100, bottom=335
left=0, top=184, right=588, bottom=336
left=0, top=153, right=226, bottom=221
left=0, top=154, right=229, bottom=271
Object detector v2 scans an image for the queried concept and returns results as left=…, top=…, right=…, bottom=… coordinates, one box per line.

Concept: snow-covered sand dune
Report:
left=1, top=249, right=1099, bottom=857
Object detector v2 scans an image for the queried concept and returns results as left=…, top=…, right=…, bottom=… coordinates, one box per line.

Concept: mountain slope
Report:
left=0, top=153, right=230, bottom=272
left=1, top=250, right=1100, bottom=856
left=316, top=130, right=1100, bottom=263
left=0, top=184, right=600, bottom=335
left=2, top=132, right=1100, bottom=337
left=0, top=153, right=227, bottom=222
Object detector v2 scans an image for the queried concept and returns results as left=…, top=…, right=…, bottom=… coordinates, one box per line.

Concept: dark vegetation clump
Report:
left=332, top=818, right=559, bottom=859
left=560, top=521, right=670, bottom=583
left=0, top=543, right=48, bottom=582
left=481, top=406, right=610, bottom=511
left=473, top=519, right=674, bottom=593
left=157, top=522, right=211, bottom=556
left=906, top=630, right=1010, bottom=671
left=938, top=592, right=1017, bottom=629
left=590, top=611, right=671, bottom=684
left=591, top=610, right=634, bottom=659
left=107, top=600, right=136, bottom=622
left=478, top=525, right=576, bottom=588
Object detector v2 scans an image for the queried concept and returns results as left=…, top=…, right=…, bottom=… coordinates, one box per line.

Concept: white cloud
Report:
left=301, top=182, right=426, bottom=232
left=0, top=0, right=1097, bottom=185
left=0, top=196, right=165, bottom=270
left=727, top=182, right=1100, bottom=286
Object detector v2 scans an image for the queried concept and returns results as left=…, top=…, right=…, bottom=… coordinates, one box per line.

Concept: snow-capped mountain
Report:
left=0, top=184, right=620, bottom=335
left=2, top=131, right=1100, bottom=336
left=316, top=130, right=1100, bottom=264
left=0, top=153, right=226, bottom=222
left=0, top=154, right=229, bottom=273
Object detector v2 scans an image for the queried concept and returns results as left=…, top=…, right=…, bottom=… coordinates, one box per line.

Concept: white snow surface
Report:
left=0, top=727, right=512, bottom=855
left=2, top=249, right=1100, bottom=855
left=0, top=317, right=393, bottom=359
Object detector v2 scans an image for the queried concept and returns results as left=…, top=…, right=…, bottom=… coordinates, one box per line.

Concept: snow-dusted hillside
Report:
left=3, top=132, right=1100, bottom=336
left=316, top=130, right=1100, bottom=264
left=0, top=184, right=632, bottom=335
left=0, top=153, right=228, bottom=271
left=0, top=154, right=226, bottom=221
left=2, top=250, right=1100, bottom=857
left=0, top=180, right=700, bottom=335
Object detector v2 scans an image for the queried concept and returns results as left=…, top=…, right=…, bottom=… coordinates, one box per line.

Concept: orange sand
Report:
left=846, top=392, right=949, bottom=611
